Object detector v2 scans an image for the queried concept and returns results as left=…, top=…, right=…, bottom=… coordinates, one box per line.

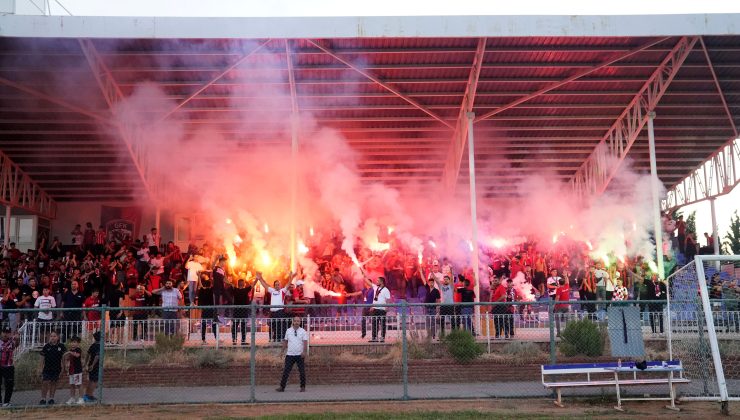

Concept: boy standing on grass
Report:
left=63, top=336, right=84, bottom=405
left=39, top=331, right=65, bottom=405
left=83, top=331, right=101, bottom=402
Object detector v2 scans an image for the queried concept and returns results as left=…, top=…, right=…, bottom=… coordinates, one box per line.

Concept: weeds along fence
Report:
left=4, top=297, right=738, bottom=407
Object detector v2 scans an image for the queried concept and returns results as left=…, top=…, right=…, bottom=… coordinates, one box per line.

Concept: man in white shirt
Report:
left=363, top=275, right=391, bottom=343
left=276, top=316, right=308, bottom=392
left=256, top=272, right=291, bottom=343
left=593, top=264, right=611, bottom=301
left=153, top=280, right=182, bottom=336
left=546, top=269, right=561, bottom=300
left=34, top=287, right=56, bottom=341
left=184, top=255, right=204, bottom=305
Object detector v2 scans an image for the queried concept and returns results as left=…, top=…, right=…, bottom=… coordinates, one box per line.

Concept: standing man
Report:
left=675, top=215, right=687, bottom=254
left=432, top=274, right=455, bottom=337
left=231, top=278, right=252, bottom=346
left=152, top=280, right=182, bottom=336
left=275, top=316, right=308, bottom=392
left=255, top=272, right=290, bottom=343
left=359, top=278, right=375, bottom=339
left=363, top=275, right=391, bottom=343
left=60, top=281, right=85, bottom=342
left=212, top=257, right=227, bottom=321
left=0, top=326, right=19, bottom=407
left=146, top=228, right=161, bottom=254
left=421, top=275, right=440, bottom=340
left=184, top=254, right=204, bottom=306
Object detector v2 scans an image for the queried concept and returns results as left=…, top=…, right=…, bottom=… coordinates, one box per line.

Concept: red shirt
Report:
left=83, top=296, right=101, bottom=321
left=555, top=285, right=570, bottom=310
left=492, top=284, right=508, bottom=302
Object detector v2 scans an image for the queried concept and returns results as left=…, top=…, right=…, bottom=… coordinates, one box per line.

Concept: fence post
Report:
left=249, top=302, right=257, bottom=403
left=97, top=306, right=107, bottom=404
left=548, top=300, right=556, bottom=364
left=401, top=301, right=409, bottom=400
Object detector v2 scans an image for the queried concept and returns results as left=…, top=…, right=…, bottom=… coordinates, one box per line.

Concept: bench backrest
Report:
left=542, top=360, right=682, bottom=376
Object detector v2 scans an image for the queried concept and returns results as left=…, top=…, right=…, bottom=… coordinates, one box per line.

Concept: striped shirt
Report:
left=0, top=338, right=16, bottom=367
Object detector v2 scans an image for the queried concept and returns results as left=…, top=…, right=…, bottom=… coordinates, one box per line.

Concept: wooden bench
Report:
left=541, top=361, right=690, bottom=411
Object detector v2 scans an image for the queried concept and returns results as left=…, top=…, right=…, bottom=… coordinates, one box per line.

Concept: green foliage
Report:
left=153, top=333, right=185, bottom=354
left=442, top=329, right=483, bottom=363
left=686, top=211, right=697, bottom=236
left=193, top=349, right=234, bottom=368
left=559, top=319, right=604, bottom=357
left=500, top=341, right=546, bottom=363
left=722, top=210, right=740, bottom=256
left=13, top=352, right=41, bottom=391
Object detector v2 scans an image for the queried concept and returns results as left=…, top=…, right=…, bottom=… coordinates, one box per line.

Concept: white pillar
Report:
left=3, top=205, right=10, bottom=247
left=155, top=206, right=161, bottom=233
left=289, top=113, right=298, bottom=273
left=467, top=112, right=481, bottom=332
left=710, top=198, right=720, bottom=255
left=647, top=112, right=665, bottom=279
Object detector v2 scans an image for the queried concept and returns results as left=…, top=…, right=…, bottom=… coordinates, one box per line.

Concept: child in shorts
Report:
left=63, top=336, right=84, bottom=405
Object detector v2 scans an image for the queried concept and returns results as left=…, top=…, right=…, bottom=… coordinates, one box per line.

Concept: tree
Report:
left=686, top=211, right=697, bottom=236
left=723, top=210, right=740, bottom=255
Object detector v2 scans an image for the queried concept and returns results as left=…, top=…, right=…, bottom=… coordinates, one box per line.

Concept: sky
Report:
left=33, top=0, right=740, bottom=17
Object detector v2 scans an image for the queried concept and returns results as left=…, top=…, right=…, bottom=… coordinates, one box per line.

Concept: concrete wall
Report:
left=51, top=201, right=175, bottom=246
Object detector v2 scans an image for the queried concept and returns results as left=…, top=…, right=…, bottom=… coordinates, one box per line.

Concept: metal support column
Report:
left=3, top=205, right=10, bottom=247
left=289, top=114, right=298, bottom=273
left=647, top=112, right=665, bottom=279
left=467, top=112, right=481, bottom=332
left=710, top=198, right=720, bottom=255
left=155, top=206, right=161, bottom=234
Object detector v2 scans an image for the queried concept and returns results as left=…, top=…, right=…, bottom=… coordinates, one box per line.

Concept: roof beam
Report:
left=699, top=37, right=738, bottom=138
left=0, top=76, right=107, bottom=123
left=0, top=152, right=56, bottom=218
left=662, top=135, right=740, bottom=211
left=305, top=39, right=454, bottom=130
left=158, top=39, right=271, bottom=121
left=443, top=38, right=486, bottom=191
left=474, top=37, right=670, bottom=123
left=570, top=36, right=699, bottom=198
left=78, top=38, right=159, bottom=203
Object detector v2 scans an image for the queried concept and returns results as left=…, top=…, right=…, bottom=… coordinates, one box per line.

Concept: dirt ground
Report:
left=1, top=399, right=736, bottom=419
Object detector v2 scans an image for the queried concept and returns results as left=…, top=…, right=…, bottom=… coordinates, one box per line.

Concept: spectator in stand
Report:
left=675, top=215, right=687, bottom=254
left=60, top=281, right=84, bottom=342
left=34, top=286, right=56, bottom=341
left=431, top=270, right=456, bottom=337
left=70, top=225, right=83, bottom=251
left=83, top=223, right=96, bottom=252
left=421, top=275, right=440, bottom=340
left=63, top=336, right=83, bottom=405
left=546, top=269, right=560, bottom=300
left=231, top=278, right=252, bottom=346
left=146, top=228, right=161, bottom=254
left=644, top=274, right=666, bottom=334
left=83, top=331, right=101, bottom=403
left=256, top=272, right=290, bottom=343
left=456, top=276, right=476, bottom=334
left=685, top=233, right=698, bottom=261
left=82, top=289, right=101, bottom=331
left=39, top=330, right=65, bottom=405
left=275, top=316, right=308, bottom=393
left=185, top=254, right=204, bottom=306
left=0, top=287, right=19, bottom=331
left=363, top=275, right=391, bottom=343
left=94, top=225, right=107, bottom=255
left=130, top=284, right=151, bottom=341
left=579, top=265, right=597, bottom=315
left=152, top=279, right=182, bottom=336
left=212, top=257, right=227, bottom=320
left=197, top=278, right=217, bottom=344
left=107, top=282, right=126, bottom=345
left=612, top=279, right=629, bottom=301
left=0, top=326, right=19, bottom=407
left=554, top=278, right=570, bottom=337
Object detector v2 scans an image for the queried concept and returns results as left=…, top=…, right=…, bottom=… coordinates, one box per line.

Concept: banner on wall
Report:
left=101, top=206, right=142, bottom=244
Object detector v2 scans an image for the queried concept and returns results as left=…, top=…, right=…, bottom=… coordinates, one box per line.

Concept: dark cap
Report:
left=1, top=326, right=10, bottom=333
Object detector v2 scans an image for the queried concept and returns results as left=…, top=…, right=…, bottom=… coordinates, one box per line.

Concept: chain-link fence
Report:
left=2, top=290, right=737, bottom=410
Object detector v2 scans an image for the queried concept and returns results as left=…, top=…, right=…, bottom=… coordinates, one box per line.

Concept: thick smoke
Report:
left=103, top=42, right=663, bottom=280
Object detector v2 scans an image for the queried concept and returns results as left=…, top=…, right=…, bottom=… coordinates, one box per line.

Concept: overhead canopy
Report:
left=0, top=34, right=738, bottom=203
